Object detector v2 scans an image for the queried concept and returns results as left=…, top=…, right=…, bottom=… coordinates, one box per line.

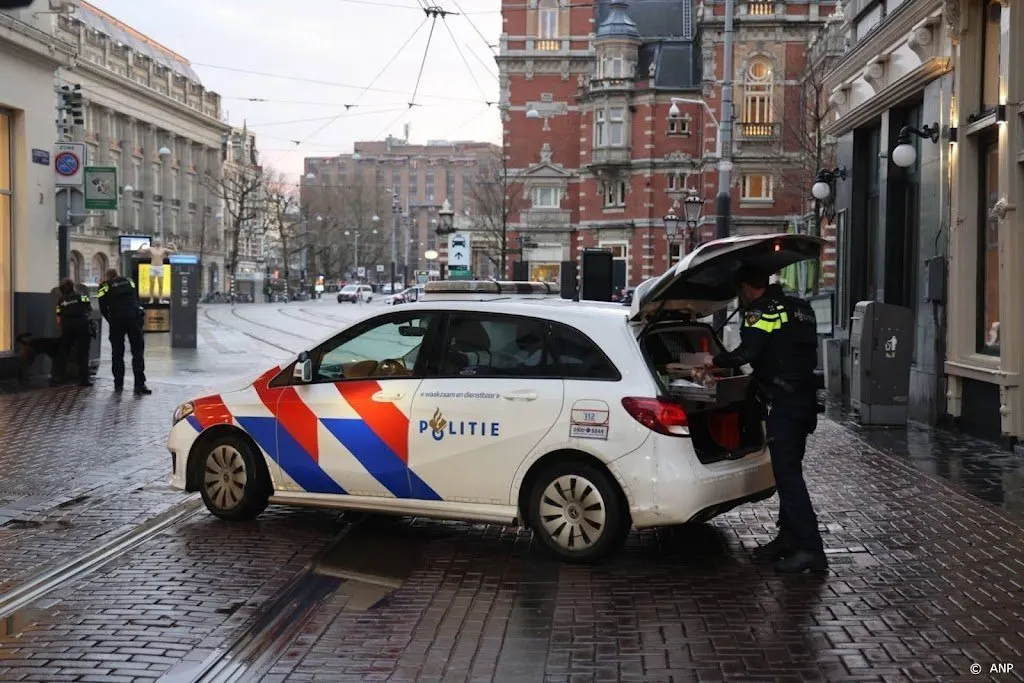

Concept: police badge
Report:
left=744, top=310, right=762, bottom=327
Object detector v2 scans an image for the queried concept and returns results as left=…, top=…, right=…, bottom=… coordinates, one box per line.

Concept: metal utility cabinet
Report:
left=169, top=258, right=200, bottom=348
left=849, top=301, right=914, bottom=425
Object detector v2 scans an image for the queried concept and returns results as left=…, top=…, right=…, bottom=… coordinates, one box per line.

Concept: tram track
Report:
left=200, top=307, right=298, bottom=355
left=0, top=497, right=205, bottom=621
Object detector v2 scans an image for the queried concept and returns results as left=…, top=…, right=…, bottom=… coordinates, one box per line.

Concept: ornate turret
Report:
left=596, top=0, right=640, bottom=41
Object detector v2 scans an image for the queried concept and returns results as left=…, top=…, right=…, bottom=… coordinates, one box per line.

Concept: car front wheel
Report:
left=198, top=434, right=269, bottom=521
left=526, top=461, right=629, bottom=563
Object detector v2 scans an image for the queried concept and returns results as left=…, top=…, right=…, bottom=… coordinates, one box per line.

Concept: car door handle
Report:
left=372, top=391, right=404, bottom=402
left=503, top=390, right=538, bottom=402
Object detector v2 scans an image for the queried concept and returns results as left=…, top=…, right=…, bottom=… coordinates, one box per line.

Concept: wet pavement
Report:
left=0, top=303, right=1022, bottom=682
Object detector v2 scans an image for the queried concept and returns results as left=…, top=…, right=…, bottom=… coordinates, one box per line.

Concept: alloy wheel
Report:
left=538, top=474, right=607, bottom=550
left=204, top=445, right=248, bottom=511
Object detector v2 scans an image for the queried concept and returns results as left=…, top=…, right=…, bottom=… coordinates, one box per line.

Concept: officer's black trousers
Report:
left=108, top=317, right=146, bottom=388
left=56, top=324, right=91, bottom=383
left=766, top=410, right=823, bottom=553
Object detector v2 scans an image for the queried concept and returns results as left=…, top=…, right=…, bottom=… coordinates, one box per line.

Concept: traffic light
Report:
left=68, top=84, right=84, bottom=125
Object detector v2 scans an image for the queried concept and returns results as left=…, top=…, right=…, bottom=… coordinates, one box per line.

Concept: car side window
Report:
left=440, top=313, right=552, bottom=378
left=314, top=312, right=438, bottom=382
left=548, top=322, right=621, bottom=381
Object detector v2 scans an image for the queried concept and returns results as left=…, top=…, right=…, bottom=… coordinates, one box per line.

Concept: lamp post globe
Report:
left=526, top=108, right=541, bottom=120
left=158, top=146, right=171, bottom=157
left=663, top=207, right=681, bottom=239
left=682, top=192, right=703, bottom=224
left=424, top=249, right=439, bottom=261
left=123, top=184, right=133, bottom=194
left=811, top=181, right=832, bottom=200
left=892, top=143, right=917, bottom=168
left=305, top=172, right=316, bottom=181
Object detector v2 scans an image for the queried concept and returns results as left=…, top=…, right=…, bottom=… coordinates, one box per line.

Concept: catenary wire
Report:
left=409, top=13, right=440, bottom=107
left=293, top=16, right=430, bottom=149
left=440, top=13, right=488, bottom=100
left=190, top=63, right=483, bottom=103
left=449, top=0, right=498, bottom=53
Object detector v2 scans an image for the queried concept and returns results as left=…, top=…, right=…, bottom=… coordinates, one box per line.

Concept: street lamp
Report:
left=305, top=172, right=316, bottom=181
left=891, top=123, right=940, bottom=168
left=155, top=146, right=172, bottom=242
left=526, top=108, right=541, bottom=120
left=663, top=205, right=682, bottom=241
left=436, top=198, right=455, bottom=235
left=811, top=167, right=847, bottom=200
left=352, top=152, right=362, bottom=161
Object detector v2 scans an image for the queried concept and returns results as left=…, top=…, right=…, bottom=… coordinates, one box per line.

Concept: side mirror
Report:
left=293, top=359, right=313, bottom=383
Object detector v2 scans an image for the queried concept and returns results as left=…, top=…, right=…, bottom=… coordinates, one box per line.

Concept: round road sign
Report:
left=55, top=151, right=80, bottom=177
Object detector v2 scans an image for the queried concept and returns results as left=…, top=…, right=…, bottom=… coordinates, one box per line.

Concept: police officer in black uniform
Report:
left=54, top=278, right=93, bottom=387
left=708, top=265, right=826, bottom=573
left=98, top=268, right=151, bottom=395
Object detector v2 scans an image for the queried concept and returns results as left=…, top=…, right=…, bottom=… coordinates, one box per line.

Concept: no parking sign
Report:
left=54, top=143, right=86, bottom=187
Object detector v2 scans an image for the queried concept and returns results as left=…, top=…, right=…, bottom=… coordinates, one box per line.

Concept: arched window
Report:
left=68, top=251, right=84, bottom=284
left=91, top=252, right=108, bottom=284
left=538, top=0, right=558, bottom=51
left=742, top=58, right=773, bottom=136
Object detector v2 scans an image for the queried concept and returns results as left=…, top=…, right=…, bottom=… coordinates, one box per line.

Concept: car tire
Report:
left=197, top=434, right=270, bottom=521
left=526, top=461, right=629, bottom=563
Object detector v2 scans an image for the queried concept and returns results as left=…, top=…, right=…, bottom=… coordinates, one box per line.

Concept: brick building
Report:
left=302, top=137, right=500, bottom=281
left=498, top=0, right=837, bottom=291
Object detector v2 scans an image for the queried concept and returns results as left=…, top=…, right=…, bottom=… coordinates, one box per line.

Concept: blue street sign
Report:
left=170, top=254, right=199, bottom=265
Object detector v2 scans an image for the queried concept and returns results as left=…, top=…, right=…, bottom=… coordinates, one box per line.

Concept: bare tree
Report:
left=302, top=174, right=391, bottom=280
left=469, top=148, right=527, bottom=278
left=263, top=171, right=303, bottom=288
left=213, top=164, right=265, bottom=291
left=780, top=24, right=844, bottom=294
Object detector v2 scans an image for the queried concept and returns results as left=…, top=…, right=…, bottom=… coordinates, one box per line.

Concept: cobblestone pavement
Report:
left=2, top=303, right=1022, bottom=682
left=0, top=303, right=360, bottom=592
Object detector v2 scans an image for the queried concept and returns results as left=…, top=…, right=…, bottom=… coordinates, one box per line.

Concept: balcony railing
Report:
left=746, top=2, right=774, bottom=16
left=535, top=39, right=560, bottom=51
left=736, top=122, right=781, bottom=140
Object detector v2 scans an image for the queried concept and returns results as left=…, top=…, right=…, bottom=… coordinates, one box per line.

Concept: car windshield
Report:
left=341, top=285, right=359, bottom=292
left=317, top=315, right=432, bottom=381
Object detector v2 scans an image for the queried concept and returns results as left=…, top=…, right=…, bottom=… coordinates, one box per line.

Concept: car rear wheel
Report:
left=527, top=461, right=628, bottom=563
left=198, top=434, right=269, bottom=521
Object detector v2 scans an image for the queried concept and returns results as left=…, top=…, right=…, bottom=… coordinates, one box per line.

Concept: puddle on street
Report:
left=312, top=516, right=431, bottom=612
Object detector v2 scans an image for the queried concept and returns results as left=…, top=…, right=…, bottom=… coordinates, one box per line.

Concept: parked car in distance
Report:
left=337, top=284, right=373, bottom=303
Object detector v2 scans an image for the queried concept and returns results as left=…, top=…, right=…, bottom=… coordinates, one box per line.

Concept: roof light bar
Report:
left=423, top=280, right=560, bottom=296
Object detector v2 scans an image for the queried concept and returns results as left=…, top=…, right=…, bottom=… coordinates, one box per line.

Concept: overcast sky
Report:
left=90, top=0, right=503, bottom=184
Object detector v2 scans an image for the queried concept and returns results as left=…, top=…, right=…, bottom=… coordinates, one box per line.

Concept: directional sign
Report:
left=447, top=232, right=472, bottom=268
left=53, top=142, right=86, bottom=187
left=376, top=264, right=385, bottom=273
left=357, top=266, right=366, bottom=278
left=84, top=166, right=118, bottom=210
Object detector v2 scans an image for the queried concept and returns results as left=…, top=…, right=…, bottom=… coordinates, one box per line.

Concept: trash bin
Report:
left=849, top=301, right=914, bottom=425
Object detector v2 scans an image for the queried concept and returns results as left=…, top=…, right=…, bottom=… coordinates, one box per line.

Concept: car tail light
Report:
left=622, top=397, right=688, bottom=437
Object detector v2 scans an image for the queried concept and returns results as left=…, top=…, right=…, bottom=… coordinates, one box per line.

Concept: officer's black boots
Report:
left=752, top=536, right=795, bottom=562
left=774, top=549, right=828, bottom=573
left=134, top=385, right=152, bottom=395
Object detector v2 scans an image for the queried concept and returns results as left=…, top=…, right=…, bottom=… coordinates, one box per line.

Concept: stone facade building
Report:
left=498, top=0, right=838, bottom=290
left=55, top=1, right=229, bottom=293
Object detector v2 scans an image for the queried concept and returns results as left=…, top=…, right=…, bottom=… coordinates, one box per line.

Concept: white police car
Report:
left=168, top=234, right=822, bottom=562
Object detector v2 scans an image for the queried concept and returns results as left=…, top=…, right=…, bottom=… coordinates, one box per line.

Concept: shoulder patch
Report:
left=744, top=310, right=762, bottom=327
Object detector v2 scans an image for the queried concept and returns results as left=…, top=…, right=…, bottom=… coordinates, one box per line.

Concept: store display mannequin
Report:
left=137, top=240, right=176, bottom=303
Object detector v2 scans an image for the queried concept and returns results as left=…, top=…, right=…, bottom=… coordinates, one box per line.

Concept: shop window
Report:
left=603, top=181, right=628, bottom=208
left=741, top=174, right=773, bottom=200
left=977, top=134, right=1000, bottom=356
left=532, top=186, right=560, bottom=209
left=0, top=111, right=10, bottom=352
left=980, top=0, right=1001, bottom=116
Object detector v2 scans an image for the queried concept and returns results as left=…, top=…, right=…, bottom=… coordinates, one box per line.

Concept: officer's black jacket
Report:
left=98, top=276, right=141, bottom=321
left=56, top=293, right=92, bottom=326
left=712, top=284, right=818, bottom=400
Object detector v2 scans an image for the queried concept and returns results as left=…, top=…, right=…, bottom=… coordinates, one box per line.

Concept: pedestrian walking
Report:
left=97, top=268, right=151, bottom=395
left=53, top=278, right=93, bottom=387
left=701, top=266, right=825, bottom=573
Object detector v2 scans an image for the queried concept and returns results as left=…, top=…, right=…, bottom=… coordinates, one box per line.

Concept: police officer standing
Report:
left=98, top=268, right=151, bottom=395
left=54, top=278, right=93, bottom=387
left=704, top=266, right=826, bottom=573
